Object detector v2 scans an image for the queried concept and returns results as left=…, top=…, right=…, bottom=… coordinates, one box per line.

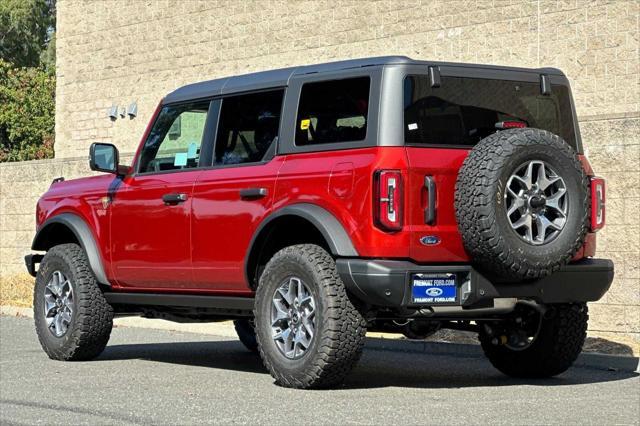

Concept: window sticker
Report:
left=300, top=119, right=311, bottom=130
left=187, top=142, right=197, bottom=159
left=408, top=123, right=418, bottom=131
left=174, top=152, right=188, bottom=167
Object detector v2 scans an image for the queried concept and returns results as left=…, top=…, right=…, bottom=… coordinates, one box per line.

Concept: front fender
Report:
left=32, top=213, right=110, bottom=286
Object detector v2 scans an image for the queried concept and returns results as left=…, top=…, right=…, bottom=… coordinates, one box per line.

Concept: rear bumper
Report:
left=337, top=258, right=614, bottom=309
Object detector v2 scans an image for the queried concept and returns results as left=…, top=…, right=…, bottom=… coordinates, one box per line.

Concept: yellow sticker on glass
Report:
left=300, top=119, right=310, bottom=130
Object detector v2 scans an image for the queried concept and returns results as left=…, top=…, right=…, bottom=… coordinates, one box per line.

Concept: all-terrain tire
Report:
left=455, top=128, right=589, bottom=281
left=33, top=243, right=113, bottom=361
left=254, top=244, right=367, bottom=389
left=479, top=303, right=588, bottom=377
left=233, top=319, right=258, bottom=353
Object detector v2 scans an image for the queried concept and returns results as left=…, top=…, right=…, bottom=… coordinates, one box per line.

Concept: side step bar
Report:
left=104, top=292, right=255, bottom=312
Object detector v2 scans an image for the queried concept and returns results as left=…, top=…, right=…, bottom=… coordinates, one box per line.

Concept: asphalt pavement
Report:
left=1, top=315, right=638, bottom=425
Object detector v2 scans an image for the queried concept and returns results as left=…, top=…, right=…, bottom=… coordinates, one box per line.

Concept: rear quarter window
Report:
left=403, top=75, right=576, bottom=148
left=295, top=77, right=370, bottom=146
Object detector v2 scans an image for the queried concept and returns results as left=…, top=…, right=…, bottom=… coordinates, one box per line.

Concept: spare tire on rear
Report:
left=454, top=128, right=589, bottom=281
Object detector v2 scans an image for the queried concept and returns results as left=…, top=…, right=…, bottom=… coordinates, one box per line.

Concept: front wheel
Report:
left=479, top=303, right=588, bottom=378
left=33, top=244, right=113, bottom=361
left=254, top=244, right=366, bottom=389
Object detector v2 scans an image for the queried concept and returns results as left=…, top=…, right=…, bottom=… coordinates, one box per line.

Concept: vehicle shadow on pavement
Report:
left=97, top=339, right=638, bottom=390
left=98, top=340, right=266, bottom=374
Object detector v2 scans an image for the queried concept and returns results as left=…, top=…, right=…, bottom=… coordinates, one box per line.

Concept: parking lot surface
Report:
left=1, top=315, right=638, bottom=425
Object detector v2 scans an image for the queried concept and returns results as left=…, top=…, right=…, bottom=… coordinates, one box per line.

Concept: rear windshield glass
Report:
left=403, top=75, right=576, bottom=148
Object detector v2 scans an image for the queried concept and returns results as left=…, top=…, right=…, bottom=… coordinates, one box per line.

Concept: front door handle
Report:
left=240, top=187, right=268, bottom=199
left=162, top=193, right=188, bottom=205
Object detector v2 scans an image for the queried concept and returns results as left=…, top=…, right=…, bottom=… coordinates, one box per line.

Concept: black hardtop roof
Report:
left=163, top=56, right=563, bottom=104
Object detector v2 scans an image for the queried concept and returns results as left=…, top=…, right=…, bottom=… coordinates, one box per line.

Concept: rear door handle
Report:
left=162, top=193, right=188, bottom=205
left=424, top=176, right=436, bottom=224
left=240, top=187, right=268, bottom=199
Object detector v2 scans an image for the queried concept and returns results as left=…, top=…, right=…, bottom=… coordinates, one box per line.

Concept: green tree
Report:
left=0, top=0, right=56, bottom=162
left=0, top=59, right=55, bottom=161
left=0, top=0, right=53, bottom=67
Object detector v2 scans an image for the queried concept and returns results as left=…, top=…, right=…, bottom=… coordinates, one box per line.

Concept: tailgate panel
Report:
left=405, top=147, right=470, bottom=263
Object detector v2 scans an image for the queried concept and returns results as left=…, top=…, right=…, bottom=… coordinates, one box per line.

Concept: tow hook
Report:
left=492, top=335, right=508, bottom=346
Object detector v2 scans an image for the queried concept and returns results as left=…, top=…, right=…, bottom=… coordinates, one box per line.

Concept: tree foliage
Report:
left=0, top=0, right=53, bottom=68
left=0, top=59, right=55, bottom=161
left=0, top=0, right=56, bottom=162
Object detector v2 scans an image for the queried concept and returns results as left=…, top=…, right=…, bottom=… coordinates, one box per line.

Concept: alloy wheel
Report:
left=270, top=277, right=316, bottom=359
left=43, top=270, right=74, bottom=337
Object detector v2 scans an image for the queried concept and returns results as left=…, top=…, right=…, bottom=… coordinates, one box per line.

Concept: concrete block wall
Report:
left=0, top=0, right=638, bottom=340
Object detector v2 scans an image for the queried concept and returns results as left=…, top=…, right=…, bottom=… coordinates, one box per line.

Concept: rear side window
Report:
left=403, top=75, right=576, bottom=148
left=215, top=90, right=284, bottom=166
left=296, top=77, right=370, bottom=145
left=138, top=101, right=210, bottom=173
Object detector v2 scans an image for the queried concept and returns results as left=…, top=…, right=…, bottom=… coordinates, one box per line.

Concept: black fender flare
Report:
left=32, top=213, right=110, bottom=286
left=245, top=203, right=358, bottom=284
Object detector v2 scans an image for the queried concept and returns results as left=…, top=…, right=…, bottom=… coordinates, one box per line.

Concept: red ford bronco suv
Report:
left=27, top=56, right=613, bottom=389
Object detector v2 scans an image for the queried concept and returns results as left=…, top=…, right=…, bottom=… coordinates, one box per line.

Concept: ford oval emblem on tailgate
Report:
left=420, top=235, right=440, bottom=246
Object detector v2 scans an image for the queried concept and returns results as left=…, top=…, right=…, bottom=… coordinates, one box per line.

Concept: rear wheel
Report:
left=33, top=244, right=113, bottom=361
left=479, top=303, right=588, bottom=378
left=254, top=244, right=366, bottom=389
left=233, top=319, right=258, bottom=353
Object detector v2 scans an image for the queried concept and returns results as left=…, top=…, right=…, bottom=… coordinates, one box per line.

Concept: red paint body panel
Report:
left=109, top=171, right=202, bottom=289
left=190, top=158, right=284, bottom=295
left=405, top=147, right=471, bottom=263
left=274, top=147, right=411, bottom=258
left=37, top=175, right=117, bottom=282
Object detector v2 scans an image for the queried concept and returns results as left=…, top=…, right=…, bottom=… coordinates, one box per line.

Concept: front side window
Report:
left=295, top=77, right=370, bottom=145
left=138, top=101, right=210, bottom=173
left=403, top=75, right=576, bottom=148
left=214, top=90, right=284, bottom=166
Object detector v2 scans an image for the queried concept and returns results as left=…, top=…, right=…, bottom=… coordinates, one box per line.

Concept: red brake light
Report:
left=374, top=170, right=403, bottom=232
left=590, top=177, right=605, bottom=231
left=495, top=121, right=527, bottom=129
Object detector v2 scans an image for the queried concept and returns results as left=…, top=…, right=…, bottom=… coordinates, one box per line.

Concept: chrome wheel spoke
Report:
left=512, top=175, right=531, bottom=190
left=295, top=278, right=304, bottom=301
left=536, top=162, right=561, bottom=190
left=54, top=313, right=65, bottom=335
left=302, top=318, right=315, bottom=339
left=276, top=288, right=292, bottom=306
left=521, top=161, right=535, bottom=189
left=295, top=328, right=311, bottom=349
left=506, top=191, right=526, bottom=216
left=271, top=299, right=289, bottom=327
left=545, top=188, right=566, bottom=212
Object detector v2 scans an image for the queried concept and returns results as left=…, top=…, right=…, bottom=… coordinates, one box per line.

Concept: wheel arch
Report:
left=245, top=203, right=358, bottom=289
left=32, top=213, right=110, bottom=286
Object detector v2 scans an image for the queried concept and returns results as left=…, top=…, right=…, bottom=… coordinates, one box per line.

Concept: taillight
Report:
left=590, top=177, right=605, bottom=231
left=495, top=121, right=527, bottom=129
left=374, top=170, right=403, bottom=232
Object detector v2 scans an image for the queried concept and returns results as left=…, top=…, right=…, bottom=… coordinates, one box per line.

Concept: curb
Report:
left=3, top=305, right=638, bottom=373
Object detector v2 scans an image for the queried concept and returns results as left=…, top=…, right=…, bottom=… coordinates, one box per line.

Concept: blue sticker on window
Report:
left=174, top=152, right=188, bottom=167
left=187, top=143, right=197, bottom=159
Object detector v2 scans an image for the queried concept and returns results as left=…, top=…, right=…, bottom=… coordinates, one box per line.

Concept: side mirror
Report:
left=89, top=143, right=119, bottom=174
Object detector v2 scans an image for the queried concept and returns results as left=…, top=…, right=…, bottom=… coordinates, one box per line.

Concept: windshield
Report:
left=403, top=75, right=576, bottom=148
